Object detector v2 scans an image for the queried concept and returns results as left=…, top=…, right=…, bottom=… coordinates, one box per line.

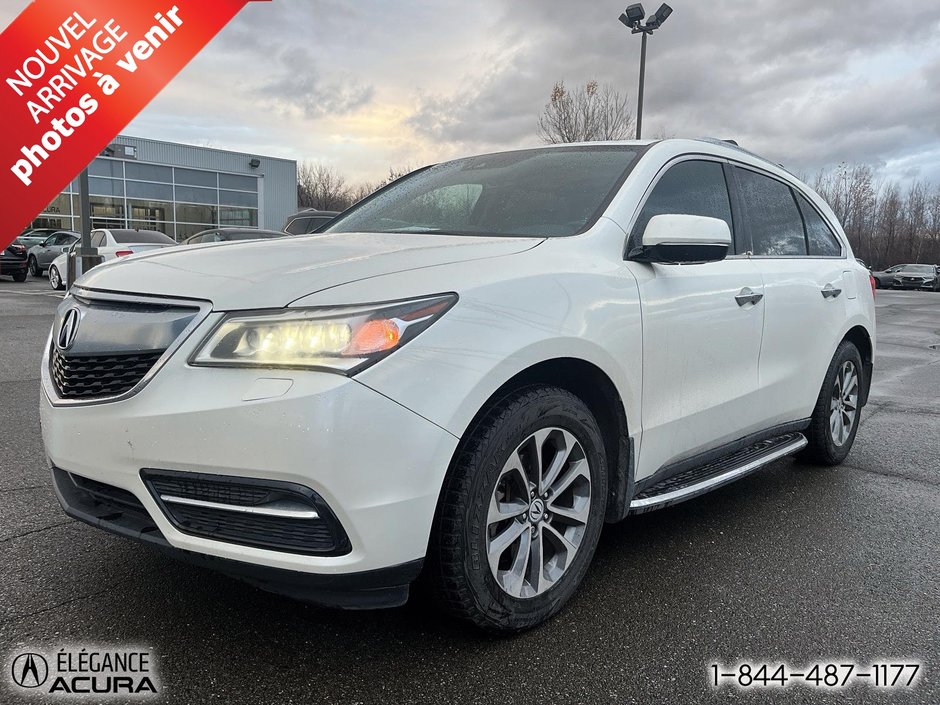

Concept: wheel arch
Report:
left=841, top=324, right=874, bottom=406
left=444, top=357, right=634, bottom=524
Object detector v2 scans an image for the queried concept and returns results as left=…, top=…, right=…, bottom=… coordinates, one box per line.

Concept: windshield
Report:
left=902, top=265, right=934, bottom=273
left=325, top=146, right=641, bottom=238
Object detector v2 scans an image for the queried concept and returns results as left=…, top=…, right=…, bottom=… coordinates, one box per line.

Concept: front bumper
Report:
left=892, top=278, right=935, bottom=290
left=51, top=466, right=423, bottom=607
left=41, top=309, right=459, bottom=602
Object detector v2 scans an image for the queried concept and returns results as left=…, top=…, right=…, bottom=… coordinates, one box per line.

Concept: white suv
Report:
left=41, top=139, right=875, bottom=631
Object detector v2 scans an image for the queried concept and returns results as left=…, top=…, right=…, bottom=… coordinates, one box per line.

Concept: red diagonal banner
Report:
left=0, top=0, right=267, bottom=248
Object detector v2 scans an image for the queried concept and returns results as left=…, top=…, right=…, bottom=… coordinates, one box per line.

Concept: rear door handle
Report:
left=821, top=283, right=842, bottom=299
left=735, top=287, right=763, bottom=306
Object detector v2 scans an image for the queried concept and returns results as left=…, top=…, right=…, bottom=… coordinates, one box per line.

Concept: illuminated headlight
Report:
left=191, top=294, right=457, bottom=374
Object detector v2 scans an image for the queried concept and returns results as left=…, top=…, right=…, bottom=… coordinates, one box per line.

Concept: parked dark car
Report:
left=27, top=230, right=79, bottom=277
left=283, top=209, right=339, bottom=235
left=181, top=228, right=288, bottom=245
left=1, top=241, right=28, bottom=281
left=871, top=264, right=907, bottom=289
left=891, top=264, right=939, bottom=291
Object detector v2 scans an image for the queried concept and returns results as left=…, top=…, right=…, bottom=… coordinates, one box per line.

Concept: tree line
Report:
left=297, top=79, right=939, bottom=268
left=809, top=164, right=940, bottom=269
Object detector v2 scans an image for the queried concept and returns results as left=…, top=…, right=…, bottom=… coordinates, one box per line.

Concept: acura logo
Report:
left=11, top=653, right=48, bottom=688
left=56, top=308, right=81, bottom=351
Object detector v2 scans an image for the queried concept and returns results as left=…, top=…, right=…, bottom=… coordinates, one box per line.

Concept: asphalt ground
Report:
left=1, top=274, right=937, bottom=704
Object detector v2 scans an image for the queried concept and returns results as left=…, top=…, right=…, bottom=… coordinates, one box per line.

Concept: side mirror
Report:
left=628, top=214, right=732, bottom=264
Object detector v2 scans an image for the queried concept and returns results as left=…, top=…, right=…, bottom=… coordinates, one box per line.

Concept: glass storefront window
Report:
left=83, top=196, right=125, bottom=219
left=89, top=177, right=124, bottom=196
left=175, top=168, right=217, bottom=187
left=175, top=185, right=217, bottom=205
left=219, top=174, right=257, bottom=191
left=125, top=163, right=172, bottom=182
left=89, top=158, right=123, bottom=178
left=219, top=189, right=258, bottom=207
left=128, top=199, right=173, bottom=222
left=43, top=193, right=72, bottom=217
left=126, top=181, right=173, bottom=200
left=219, top=207, right=258, bottom=227
left=176, top=203, right=216, bottom=224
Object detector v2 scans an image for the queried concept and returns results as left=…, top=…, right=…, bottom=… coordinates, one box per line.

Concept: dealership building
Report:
left=29, top=135, right=298, bottom=240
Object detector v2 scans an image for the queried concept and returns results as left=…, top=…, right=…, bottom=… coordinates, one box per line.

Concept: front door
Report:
left=625, top=158, right=765, bottom=481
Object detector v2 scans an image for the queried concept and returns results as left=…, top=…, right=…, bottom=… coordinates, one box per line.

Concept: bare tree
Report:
left=297, top=161, right=353, bottom=211
left=537, top=81, right=635, bottom=144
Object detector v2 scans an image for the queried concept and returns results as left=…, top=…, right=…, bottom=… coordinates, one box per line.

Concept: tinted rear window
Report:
left=112, top=230, right=176, bottom=244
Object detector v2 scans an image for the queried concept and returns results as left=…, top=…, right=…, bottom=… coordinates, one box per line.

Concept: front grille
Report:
left=51, top=347, right=163, bottom=399
left=141, top=470, right=351, bottom=556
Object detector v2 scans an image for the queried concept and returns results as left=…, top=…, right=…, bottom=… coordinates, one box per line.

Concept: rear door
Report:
left=732, top=166, right=850, bottom=427
left=627, top=158, right=766, bottom=480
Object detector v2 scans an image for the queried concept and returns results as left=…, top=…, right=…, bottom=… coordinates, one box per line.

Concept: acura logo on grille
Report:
left=56, top=308, right=81, bottom=351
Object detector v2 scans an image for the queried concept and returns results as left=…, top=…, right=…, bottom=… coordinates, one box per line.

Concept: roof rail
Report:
left=694, top=137, right=792, bottom=175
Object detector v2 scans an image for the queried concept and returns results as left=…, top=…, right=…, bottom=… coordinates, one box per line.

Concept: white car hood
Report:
left=76, top=232, right=543, bottom=309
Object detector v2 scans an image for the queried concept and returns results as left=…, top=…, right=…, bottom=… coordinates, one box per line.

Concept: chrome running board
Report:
left=629, top=433, right=808, bottom=514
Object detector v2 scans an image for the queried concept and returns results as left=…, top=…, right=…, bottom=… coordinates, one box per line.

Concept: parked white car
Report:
left=47, top=228, right=176, bottom=290
left=41, top=139, right=875, bottom=631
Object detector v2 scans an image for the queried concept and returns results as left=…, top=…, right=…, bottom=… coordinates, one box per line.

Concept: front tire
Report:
left=49, top=265, right=64, bottom=290
left=428, top=386, right=608, bottom=632
left=28, top=256, right=40, bottom=277
left=798, top=341, right=864, bottom=466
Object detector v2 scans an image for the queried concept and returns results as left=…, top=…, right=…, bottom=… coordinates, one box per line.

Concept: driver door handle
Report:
left=735, top=287, right=763, bottom=306
left=821, top=283, right=842, bottom=299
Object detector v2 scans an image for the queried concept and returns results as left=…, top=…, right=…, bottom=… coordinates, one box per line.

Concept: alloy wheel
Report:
left=486, top=427, right=592, bottom=598
left=829, top=360, right=858, bottom=446
left=28, top=257, right=38, bottom=276
left=49, top=266, right=60, bottom=290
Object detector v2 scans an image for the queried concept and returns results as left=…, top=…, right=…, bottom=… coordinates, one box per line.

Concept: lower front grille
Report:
left=141, top=469, right=351, bottom=556
left=51, top=348, right=164, bottom=399
left=52, top=467, right=165, bottom=544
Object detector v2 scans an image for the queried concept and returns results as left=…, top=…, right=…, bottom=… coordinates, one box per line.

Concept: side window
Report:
left=797, top=194, right=842, bottom=257
left=42, top=235, right=57, bottom=247
left=735, top=168, right=806, bottom=256
left=631, top=160, right=734, bottom=249
left=305, top=217, right=333, bottom=233
left=90, top=232, right=105, bottom=247
left=285, top=217, right=310, bottom=235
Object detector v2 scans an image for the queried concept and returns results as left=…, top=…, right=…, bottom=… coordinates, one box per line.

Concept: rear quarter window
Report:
left=797, top=194, right=842, bottom=256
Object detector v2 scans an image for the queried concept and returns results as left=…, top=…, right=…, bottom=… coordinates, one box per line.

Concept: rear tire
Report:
left=49, top=265, right=64, bottom=290
left=12, top=270, right=27, bottom=283
left=798, top=341, right=863, bottom=466
left=428, top=386, right=608, bottom=633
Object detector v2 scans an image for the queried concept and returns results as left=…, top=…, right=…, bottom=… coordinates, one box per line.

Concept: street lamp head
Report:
left=622, top=3, right=645, bottom=26
left=653, top=3, right=672, bottom=26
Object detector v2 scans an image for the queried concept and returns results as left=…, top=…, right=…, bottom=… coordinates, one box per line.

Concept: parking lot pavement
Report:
left=1, top=281, right=937, bottom=704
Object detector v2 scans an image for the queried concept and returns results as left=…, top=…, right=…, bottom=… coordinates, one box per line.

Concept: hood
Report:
left=75, top=232, right=543, bottom=309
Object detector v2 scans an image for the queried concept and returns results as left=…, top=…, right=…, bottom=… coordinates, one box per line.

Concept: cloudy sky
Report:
left=3, top=0, right=939, bottom=186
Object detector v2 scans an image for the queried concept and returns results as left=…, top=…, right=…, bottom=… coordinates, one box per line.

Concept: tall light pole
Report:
left=619, top=3, right=673, bottom=139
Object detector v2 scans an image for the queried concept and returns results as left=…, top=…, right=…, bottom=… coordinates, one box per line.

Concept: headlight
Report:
left=190, top=293, right=457, bottom=374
